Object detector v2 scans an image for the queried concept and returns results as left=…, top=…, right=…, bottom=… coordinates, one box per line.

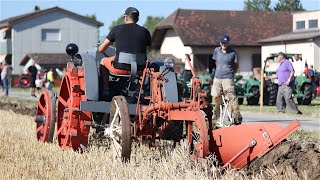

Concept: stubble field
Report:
left=0, top=96, right=319, bottom=180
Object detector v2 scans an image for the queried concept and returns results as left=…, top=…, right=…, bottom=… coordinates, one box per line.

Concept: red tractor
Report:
left=35, top=44, right=300, bottom=168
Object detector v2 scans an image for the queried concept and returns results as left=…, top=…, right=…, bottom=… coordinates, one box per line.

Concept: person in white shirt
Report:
left=291, top=54, right=305, bottom=76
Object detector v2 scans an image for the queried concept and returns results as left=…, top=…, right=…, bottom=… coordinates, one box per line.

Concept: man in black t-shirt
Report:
left=98, top=7, right=151, bottom=100
left=28, top=60, right=38, bottom=97
left=98, top=7, right=151, bottom=63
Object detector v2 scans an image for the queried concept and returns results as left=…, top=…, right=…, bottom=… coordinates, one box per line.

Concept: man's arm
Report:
left=266, top=74, right=278, bottom=80
left=286, top=70, right=295, bottom=85
left=234, top=63, right=239, bottom=74
left=98, top=38, right=112, bottom=53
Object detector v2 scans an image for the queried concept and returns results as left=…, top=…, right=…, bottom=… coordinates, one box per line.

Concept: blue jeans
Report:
left=3, top=77, right=9, bottom=96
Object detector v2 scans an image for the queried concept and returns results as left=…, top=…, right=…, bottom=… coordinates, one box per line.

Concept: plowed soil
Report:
left=0, top=96, right=36, bottom=116
left=246, top=138, right=320, bottom=179
left=0, top=96, right=319, bottom=179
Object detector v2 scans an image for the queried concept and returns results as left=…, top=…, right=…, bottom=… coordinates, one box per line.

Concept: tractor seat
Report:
left=101, top=52, right=146, bottom=77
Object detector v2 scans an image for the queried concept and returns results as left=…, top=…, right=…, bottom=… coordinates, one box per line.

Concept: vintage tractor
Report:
left=35, top=43, right=300, bottom=169
left=263, top=55, right=313, bottom=105
left=234, top=75, right=260, bottom=105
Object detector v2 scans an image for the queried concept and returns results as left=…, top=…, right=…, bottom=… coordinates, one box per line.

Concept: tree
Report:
left=143, top=16, right=164, bottom=34
left=274, top=0, right=305, bottom=11
left=86, top=14, right=97, bottom=21
left=109, top=16, right=123, bottom=30
left=34, top=5, right=40, bottom=11
left=244, top=0, right=272, bottom=11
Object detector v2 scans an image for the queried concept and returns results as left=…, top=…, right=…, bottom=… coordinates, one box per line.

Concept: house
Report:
left=0, top=6, right=103, bottom=74
left=260, top=10, right=320, bottom=75
left=152, top=9, right=292, bottom=75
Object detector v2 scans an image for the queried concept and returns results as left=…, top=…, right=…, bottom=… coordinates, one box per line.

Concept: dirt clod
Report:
left=246, top=138, right=320, bottom=180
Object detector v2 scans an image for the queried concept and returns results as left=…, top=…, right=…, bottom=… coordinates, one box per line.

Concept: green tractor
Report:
left=234, top=74, right=260, bottom=105
left=263, top=54, right=313, bottom=106
left=294, top=76, right=312, bottom=105
left=263, top=58, right=279, bottom=105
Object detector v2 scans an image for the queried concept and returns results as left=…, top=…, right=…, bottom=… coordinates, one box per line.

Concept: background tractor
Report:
left=34, top=43, right=300, bottom=169
left=263, top=54, right=313, bottom=105
left=234, top=74, right=260, bottom=105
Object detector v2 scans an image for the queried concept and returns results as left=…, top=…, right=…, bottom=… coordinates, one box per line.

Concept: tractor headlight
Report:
left=164, top=57, right=175, bottom=68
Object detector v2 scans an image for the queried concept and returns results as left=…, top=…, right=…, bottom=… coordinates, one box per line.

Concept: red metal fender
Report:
left=210, top=120, right=301, bottom=169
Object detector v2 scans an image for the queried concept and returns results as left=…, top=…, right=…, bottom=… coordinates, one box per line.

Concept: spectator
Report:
left=0, top=61, right=12, bottom=96
left=304, top=63, right=311, bottom=79
left=210, top=34, right=242, bottom=124
left=309, top=65, right=316, bottom=99
left=28, top=60, right=38, bottom=97
left=35, top=75, right=43, bottom=96
left=267, top=52, right=302, bottom=114
left=45, top=68, right=54, bottom=90
left=46, top=68, right=54, bottom=83
left=0, top=62, right=4, bottom=95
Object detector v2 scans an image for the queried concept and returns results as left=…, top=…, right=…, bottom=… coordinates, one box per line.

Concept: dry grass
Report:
left=0, top=110, right=309, bottom=180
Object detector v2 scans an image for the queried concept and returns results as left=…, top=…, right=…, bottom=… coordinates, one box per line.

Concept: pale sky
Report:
left=1, top=0, right=319, bottom=35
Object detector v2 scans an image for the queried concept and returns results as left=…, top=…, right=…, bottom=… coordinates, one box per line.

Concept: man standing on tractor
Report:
left=98, top=7, right=151, bottom=100
left=266, top=52, right=302, bottom=114
left=211, top=34, right=242, bottom=125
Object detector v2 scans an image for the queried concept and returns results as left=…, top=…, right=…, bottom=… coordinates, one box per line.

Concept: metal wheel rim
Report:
left=35, top=90, right=55, bottom=143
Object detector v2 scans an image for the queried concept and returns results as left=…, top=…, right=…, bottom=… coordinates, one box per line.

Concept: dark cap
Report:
left=124, top=7, right=139, bottom=18
left=277, top=52, right=286, bottom=57
left=219, top=34, right=230, bottom=43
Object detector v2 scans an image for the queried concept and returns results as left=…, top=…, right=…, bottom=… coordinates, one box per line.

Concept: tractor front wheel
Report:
left=247, top=86, right=260, bottom=105
left=186, top=111, right=210, bottom=158
left=35, top=90, right=56, bottom=143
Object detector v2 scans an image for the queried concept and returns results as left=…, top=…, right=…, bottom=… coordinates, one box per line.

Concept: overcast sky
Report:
left=1, top=0, right=319, bottom=35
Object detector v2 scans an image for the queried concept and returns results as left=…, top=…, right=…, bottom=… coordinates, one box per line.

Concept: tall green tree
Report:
left=274, top=0, right=305, bottom=11
left=143, top=16, right=164, bottom=34
left=244, top=0, right=272, bottom=11
left=109, top=16, right=123, bottom=30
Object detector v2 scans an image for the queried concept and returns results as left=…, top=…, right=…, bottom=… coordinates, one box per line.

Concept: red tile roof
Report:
left=0, top=6, right=103, bottom=28
left=152, top=9, right=292, bottom=48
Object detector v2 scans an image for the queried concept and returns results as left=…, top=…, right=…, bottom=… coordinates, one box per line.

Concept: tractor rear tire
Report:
left=247, top=86, right=259, bottom=105
left=109, top=96, right=133, bottom=162
left=264, top=83, right=278, bottom=106
left=238, top=98, right=244, bottom=105
left=56, top=65, right=92, bottom=150
left=297, top=84, right=312, bottom=105
left=19, top=74, right=31, bottom=88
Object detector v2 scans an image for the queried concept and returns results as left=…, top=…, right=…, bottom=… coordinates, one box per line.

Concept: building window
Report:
left=41, top=29, right=60, bottom=41
left=309, top=19, right=318, bottom=28
left=296, top=21, right=305, bottom=30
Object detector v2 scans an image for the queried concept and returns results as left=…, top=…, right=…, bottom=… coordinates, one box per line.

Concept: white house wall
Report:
left=314, top=37, right=320, bottom=71
left=261, top=42, right=316, bottom=73
left=11, top=11, right=99, bottom=74
left=293, top=11, right=320, bottom=30
left=160, top=29, right=192, bottom=69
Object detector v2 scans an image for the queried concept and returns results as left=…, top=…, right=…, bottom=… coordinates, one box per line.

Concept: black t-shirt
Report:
left=106, top=23, right=151, bottom=55
left=28, top=66, right=38, bottom=79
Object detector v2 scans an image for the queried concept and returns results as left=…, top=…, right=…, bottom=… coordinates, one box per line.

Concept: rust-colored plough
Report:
left=35, top=44, right=300, bottom=168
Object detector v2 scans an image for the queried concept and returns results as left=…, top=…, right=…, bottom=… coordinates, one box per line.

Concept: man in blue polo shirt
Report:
left=211, top=34, right=242, bottom=125
left=267, top=52, right=302, bottom=114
